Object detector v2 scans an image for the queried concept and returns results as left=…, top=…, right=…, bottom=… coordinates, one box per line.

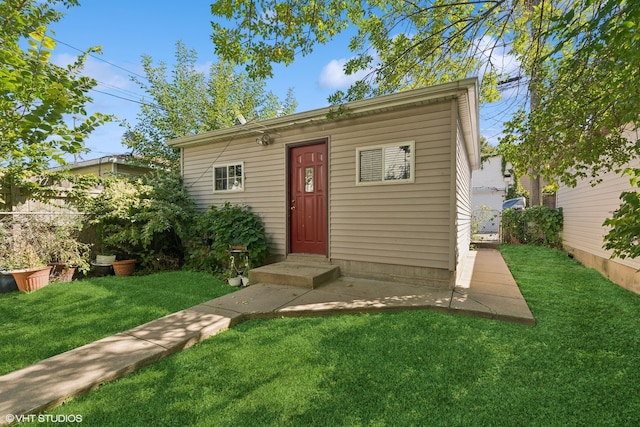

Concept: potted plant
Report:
left=3, top=242, right=52, bottom=293
left=46, top=222, right=92, bottom=282
left=112, top=258, right=137, bottom=276
left=227, top=274, right=242, bottom=287
left=93, top=224, right=116, bottom=267
left=0, top=217, right=52, bottom=293
left=225, top=256, right=242, bottom=286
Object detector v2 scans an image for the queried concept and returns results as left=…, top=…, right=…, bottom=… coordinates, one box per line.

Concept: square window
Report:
left=356, top=142, right=414, bottom=185
left=213, top=162, right=244, bottom=192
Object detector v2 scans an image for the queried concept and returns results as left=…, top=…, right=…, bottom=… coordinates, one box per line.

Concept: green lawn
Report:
left=35, top=245, right=640, bottom=426
left=0, top=271, right=235, bottom=376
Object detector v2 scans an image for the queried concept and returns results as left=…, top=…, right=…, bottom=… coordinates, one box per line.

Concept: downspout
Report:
left=448, top=98, right=459, bottom=278
left=180, top=147, right=185, bottom=176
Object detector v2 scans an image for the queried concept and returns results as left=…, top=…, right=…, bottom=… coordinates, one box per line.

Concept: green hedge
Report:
left=502, top=206, right=563, bottom=248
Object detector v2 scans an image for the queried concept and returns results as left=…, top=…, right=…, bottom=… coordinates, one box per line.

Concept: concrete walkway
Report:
left=0, top=249, right=533, bottom=424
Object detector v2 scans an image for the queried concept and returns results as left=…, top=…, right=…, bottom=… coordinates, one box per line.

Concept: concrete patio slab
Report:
left=321, top=276, right=451, bottom=301
left=276, top=278, right=453, bottom=316
left=201, top=283, right=309, bottom=316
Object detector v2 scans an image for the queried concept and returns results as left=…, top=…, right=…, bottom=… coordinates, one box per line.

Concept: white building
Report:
left=471, top=155, right=512, bottom=233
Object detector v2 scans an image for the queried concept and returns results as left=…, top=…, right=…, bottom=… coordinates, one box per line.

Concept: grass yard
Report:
left=21, top=246, right=640, bottom=425
left=0, top=271, right=235, bottom=376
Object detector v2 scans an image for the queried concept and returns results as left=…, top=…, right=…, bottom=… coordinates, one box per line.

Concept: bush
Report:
left=502, top=206, right=563, bottom=248
left=87, top=171, right=196, bottom=271
left=602, top=168, right=640, bottom=260
left=0, top=214, right=92, bottom=275
left=184, top=202, right=269, bottom=274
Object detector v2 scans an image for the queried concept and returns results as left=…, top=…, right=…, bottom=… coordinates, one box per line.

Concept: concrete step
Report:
left=285, top=254, right=331, bottom=264
left=249, top=262, right=340, bottom=289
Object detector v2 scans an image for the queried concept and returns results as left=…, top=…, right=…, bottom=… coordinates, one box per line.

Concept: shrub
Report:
left=184, top=202, right=269, bottom=273
left=0, top=215, right=92, bottom=274
left=86, top=171, right=196, bottom=271
left=603, top=168, right=640, bottom=259
left=502, top=206, right=563, bottom=248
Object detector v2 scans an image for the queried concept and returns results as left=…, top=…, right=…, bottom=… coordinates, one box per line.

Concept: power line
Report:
left=89, top=88, right=159, bottom=109
left=51, top=37, right=149, bottom=81
left=92, top=80, right=152, bottom=105
left=48, top=38, right=166, bottom=110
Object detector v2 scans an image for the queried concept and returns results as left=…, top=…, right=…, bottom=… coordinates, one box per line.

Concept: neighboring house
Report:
left=169, top=78, right=480, bottom=289
left=2, top=155, right=154, bottom=213
left=471, top=155, right=512, bottom=233
left=556, top=127, right=640, bottom=294
left=49, top=154, right=154, bottom=178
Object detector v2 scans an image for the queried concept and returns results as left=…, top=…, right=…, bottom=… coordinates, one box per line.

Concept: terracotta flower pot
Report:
left=112, top=259, right=136, bottom=276
left=49, top=263, right=77, bottom=283
left=11, top=266, right=53, bottom=293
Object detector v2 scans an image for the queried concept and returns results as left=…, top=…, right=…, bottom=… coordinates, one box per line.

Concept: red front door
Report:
left=289, top=143, right=327, bottom=255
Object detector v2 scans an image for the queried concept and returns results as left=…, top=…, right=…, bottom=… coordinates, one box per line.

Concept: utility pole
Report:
left=527, top=0, right=543, bottom=206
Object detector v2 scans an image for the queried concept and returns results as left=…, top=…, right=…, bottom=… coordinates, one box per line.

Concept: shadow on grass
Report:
left=0, top=271, right=235, bottom=376
left=41, top=246, right=640, bottom=426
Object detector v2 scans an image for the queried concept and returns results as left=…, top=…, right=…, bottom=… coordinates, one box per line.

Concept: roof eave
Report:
left=168, top=78, right=481, bottom=150
left=462, top=81, right=481, bottom=171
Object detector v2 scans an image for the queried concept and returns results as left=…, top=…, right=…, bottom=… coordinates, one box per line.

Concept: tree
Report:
left=501, top=0, right=640, bottom=258
left=502, top=0, right=640, bottom=188
left=480, top=136, right=498, bottom=164
left=123, top=41, right=297, bottom=170
left=211, top=0, right=539, bottom=103
left=0, top=0, right=111, bottom=207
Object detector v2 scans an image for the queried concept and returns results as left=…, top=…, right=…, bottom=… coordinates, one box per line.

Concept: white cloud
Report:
left=317, top=58, right=371, bottom=89
left=52, top=53, right=137, bottom=91
left=474, top=35, right=521, bottom=77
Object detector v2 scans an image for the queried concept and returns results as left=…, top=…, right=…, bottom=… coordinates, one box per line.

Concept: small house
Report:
left=49, top=155, right=154, bottom=178
left=169, top=78, right=480, bottom=288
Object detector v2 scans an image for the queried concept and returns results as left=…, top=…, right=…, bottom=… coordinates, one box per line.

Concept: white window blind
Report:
left=357, top=142, right=414, bottom=185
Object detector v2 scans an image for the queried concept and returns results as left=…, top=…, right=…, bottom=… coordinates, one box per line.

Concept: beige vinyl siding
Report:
left=454, top=113, right=472, bottom=272
left=181, top=101, right=455, bottom=269
left=182, top=138, right=288, bottom=256
left=329, top=103, right=452, bottom=269
left=557, top=157, right=640, bottom=271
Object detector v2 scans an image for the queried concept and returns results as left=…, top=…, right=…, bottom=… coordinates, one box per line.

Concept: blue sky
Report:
left=49, top=0, right=519, bottom=160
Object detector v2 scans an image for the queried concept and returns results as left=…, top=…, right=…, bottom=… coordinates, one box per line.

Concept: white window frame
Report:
left=213, top=161, right=245, bottom=193
left=356, top=141, right=415, bottom=186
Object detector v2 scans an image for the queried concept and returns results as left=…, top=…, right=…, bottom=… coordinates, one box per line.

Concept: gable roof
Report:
left=169, top=77, right=480, bottom=169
